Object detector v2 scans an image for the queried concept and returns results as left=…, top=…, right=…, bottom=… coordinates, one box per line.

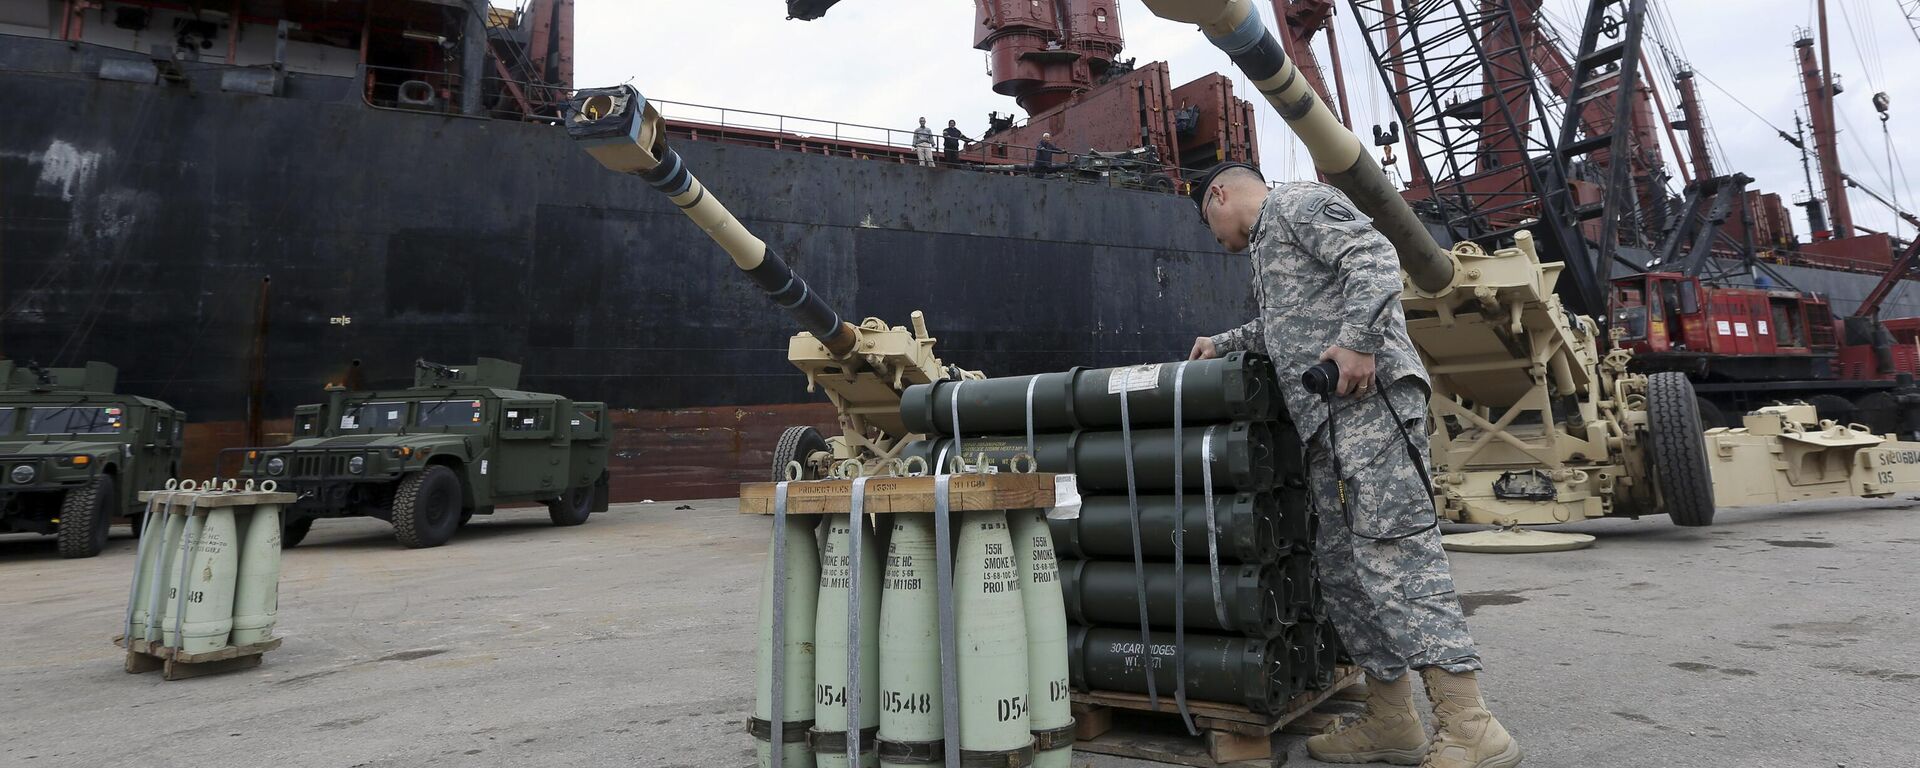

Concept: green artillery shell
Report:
left=125, top=500, right=172, bottom=641
left=144, top=506, right=189, bottom=644
left=177, top=507, right=240, bottom=654
left=755, top=515, right=821, bottom=768
left=955, top=510, right=1033, bottom=755
left=1010, top=510, right=1072, bottom=768
left=1068, top=626, right=1291, bottom=714
left=1059, top=559, right=1284, bottom=637
left=229, top=503, right=283, bottom=646
left=815, top=515, right=881, bottom=768
left=878, top=516, right=943, bottom=767
left=900, top=353, right=1278, bottom=435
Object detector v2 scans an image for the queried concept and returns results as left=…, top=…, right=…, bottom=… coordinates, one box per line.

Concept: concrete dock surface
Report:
left=2, top=497, right=1916, bottom=767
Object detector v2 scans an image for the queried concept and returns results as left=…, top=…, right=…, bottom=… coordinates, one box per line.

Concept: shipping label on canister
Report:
left=1048, top=474, right=1082, bottom=520
left=1105, top=364, right=1162, bottom=394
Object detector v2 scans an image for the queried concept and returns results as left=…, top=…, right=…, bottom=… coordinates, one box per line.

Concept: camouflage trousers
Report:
left=1306, top=376, right=1480, bottom=681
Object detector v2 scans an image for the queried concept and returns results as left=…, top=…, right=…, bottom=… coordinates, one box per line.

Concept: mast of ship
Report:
left=1788, top=115, right=1831, bottom=238
left=1794, top=0, right=1854, bottom=240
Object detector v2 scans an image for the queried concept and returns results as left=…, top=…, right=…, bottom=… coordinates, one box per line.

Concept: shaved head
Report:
left=1198, top=165, right=1271, bottom=253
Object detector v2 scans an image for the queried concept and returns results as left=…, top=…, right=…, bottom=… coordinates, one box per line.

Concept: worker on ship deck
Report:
left=1187, top=163, right=1525, bottom=768
left=1031, top=132, right=1065, bottom=176
left=912, top=117, right=935, bottom=168
left=941, top=119, right=972, bottom=165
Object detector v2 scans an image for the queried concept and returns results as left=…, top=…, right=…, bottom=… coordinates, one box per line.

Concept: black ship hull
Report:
left=0, top=38, right=1252, bottom=500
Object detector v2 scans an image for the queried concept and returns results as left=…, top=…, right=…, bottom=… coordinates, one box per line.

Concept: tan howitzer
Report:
left=1145, top=0, right=1920, bottom=550
left=565, top=86, right=973, bottom=471
left=1140, top=0, right=1682, bottom=545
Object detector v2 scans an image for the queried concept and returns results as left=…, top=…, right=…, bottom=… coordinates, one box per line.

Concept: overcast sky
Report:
left=571, top=1, right=1918, bottom=239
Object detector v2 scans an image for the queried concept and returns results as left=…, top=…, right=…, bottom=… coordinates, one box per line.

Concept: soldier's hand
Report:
left=1318, top=346, right=1376, bottom=397
left=1189, top=337, right=1219, bottom=361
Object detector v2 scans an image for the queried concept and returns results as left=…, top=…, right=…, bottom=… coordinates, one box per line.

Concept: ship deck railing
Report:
left=641, top=97, right=1194, bottom=194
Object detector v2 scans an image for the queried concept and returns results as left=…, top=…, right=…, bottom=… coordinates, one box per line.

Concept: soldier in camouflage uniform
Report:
left=1187, top=164, right=1523, bottom=768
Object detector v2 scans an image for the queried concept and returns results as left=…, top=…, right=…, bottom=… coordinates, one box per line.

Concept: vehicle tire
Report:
left=1852, top=391, right=1901, bottom=436
left=1648, top=372, right=1715, bottom=527
left=56, top=474, right=116, bottom=559
left=391, top=465, right=463, bottom=549
left=458, top=510, right=474, bottom=529
left=771, top=426, right=830, bottom=482
left=283, top=516, right=313, bottom=549
left=546, top=484, right=593, bottom=527
left=1146, top=174, right=1176, bottom=193
left=1694, top=397, right=1728, bottom=430
left=1807, top=394, right=1855, bottom=425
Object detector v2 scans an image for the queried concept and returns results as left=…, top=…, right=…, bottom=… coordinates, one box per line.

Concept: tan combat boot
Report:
left=1419, top=668, right=1524, bottom=768
left=1305, top=673, right=1429, bottom=765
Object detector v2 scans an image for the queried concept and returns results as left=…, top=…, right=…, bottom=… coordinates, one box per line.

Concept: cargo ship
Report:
left=2, top=0, right=1914, bottom=501
left=0, top=0, right=1270, bottom=501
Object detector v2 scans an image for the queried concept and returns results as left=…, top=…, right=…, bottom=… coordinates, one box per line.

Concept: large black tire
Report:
left=771, top=426, right=829, bottom=482
left=546, top=483, right=594, bottom=526
left=283, top=516, right=314, bottom=549
left=56, top=474, right=116, bottom=558
left=391, top=465, right=463, bottom=549
left=1852, top=391, right=1901, bottom=436
left=1807, top=394, right=1856, bottom=426
left=1694, top=397, right=1728, bottom=430
left=1648, top=372, right=1715, bottom=527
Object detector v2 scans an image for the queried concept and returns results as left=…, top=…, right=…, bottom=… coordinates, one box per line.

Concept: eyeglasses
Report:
left=1198, top=186, right=1219, bottom=225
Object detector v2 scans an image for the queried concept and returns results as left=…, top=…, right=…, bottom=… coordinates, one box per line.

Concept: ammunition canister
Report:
left=1069, top=626, right=1293, bottom=714
left=1048, top=492, right=1287, bottom=563
left=910, top=421, right=1276, bottom=492
left=1060, top=559, right=1285, bottom=637
left=900, top=353, right=1279, bottom=435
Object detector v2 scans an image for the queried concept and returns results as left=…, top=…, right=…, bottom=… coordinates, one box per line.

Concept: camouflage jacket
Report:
left=1209, top=182, right=1430, bottom=442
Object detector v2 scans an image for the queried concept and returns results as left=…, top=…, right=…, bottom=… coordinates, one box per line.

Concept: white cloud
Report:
left=575, top=0, right=1919, bottom=238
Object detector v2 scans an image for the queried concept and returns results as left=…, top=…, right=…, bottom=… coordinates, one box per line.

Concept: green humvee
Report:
left=240, top=359, right=611, bottom=549
left=0, top=361, right=184, bottom=558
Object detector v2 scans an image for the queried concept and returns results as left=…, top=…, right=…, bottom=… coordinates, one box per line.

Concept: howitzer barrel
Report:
left=1142, top=0, right=1454, bottom=293
left=566, top=85, right=856, bottom=355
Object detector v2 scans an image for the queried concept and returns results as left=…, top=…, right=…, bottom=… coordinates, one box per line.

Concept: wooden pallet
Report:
left=1071, top=665, right=1365, bottom=767
left=113, top=635, right=282, bottom=681
left=738, top=472, right=1054, bottom=515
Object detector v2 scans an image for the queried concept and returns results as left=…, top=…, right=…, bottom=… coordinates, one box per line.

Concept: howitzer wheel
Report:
left=1852, top=392, right=1901, bottom=436
left=1649, top=372, right=1715, bottom=527
left=1695, top=397, right=1728, bottom=430
left=55, top=473, right=115, bottom=559
left=1806, top=394, right=1856, bottom=426
left=770, top=426, right=829, bottom=482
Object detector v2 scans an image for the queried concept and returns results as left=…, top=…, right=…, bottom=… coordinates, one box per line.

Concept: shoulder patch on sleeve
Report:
left=1321, top=200, right=1356, bottom=222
